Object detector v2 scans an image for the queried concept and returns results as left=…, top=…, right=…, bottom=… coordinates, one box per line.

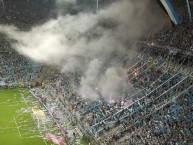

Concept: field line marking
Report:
left=0, top=127, right=16, bottom=130
left=13, top=116, right=22, bottom=139
left=43, top=138, right=48, bottom=145
left=22, top=93, right=47, bottom=145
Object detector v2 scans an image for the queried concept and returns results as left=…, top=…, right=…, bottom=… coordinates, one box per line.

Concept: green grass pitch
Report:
left=0, top=89, right=52, bottom=145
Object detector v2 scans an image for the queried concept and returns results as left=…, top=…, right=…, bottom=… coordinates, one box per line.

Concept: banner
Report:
left=45, top=132, right=65, bottom=145
left=32, top=108, right=46, bottom=120
left=140, top=53, right=193, bottom=78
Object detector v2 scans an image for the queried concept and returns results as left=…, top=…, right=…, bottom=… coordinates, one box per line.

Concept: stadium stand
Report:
left=0, top=34, right=42, bottom=88
left=0, top=1, right=193, bottom=145
left=30, top=43, right=193, bottom=144
left=1, top=29, right=193, bottom=145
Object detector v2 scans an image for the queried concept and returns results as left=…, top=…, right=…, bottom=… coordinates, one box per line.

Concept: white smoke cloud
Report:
left=98, top=67, right=127, bottom=101
left=79, top=59, right=101, bottom=100
left=0, top=0, right=167, bottom=101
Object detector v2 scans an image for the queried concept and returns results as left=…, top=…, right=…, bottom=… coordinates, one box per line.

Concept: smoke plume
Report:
left=0, top=0, right=167, bottom=101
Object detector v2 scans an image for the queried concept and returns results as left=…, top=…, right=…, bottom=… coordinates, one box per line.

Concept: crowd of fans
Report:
left=0, top=34, right=42, bottom=88
left=30, top=43, right=193, bottom=145
left=0, top=52, right=42, bottom=87
left=146, top=2, right=193, bottom=53
left=0, top=39, right=192, bottom=144
left=0, top=1, right=193, bottom=144
left=146, top=23, right=193, bottom=53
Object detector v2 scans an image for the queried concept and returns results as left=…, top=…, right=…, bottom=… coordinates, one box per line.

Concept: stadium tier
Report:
left=0, top=39, right=193, bottom=145
left=0, top=49, right=42, bottom=88
left=2, top=43, right=190, bottom=144
left=0, top=1, right=193, bottom=145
